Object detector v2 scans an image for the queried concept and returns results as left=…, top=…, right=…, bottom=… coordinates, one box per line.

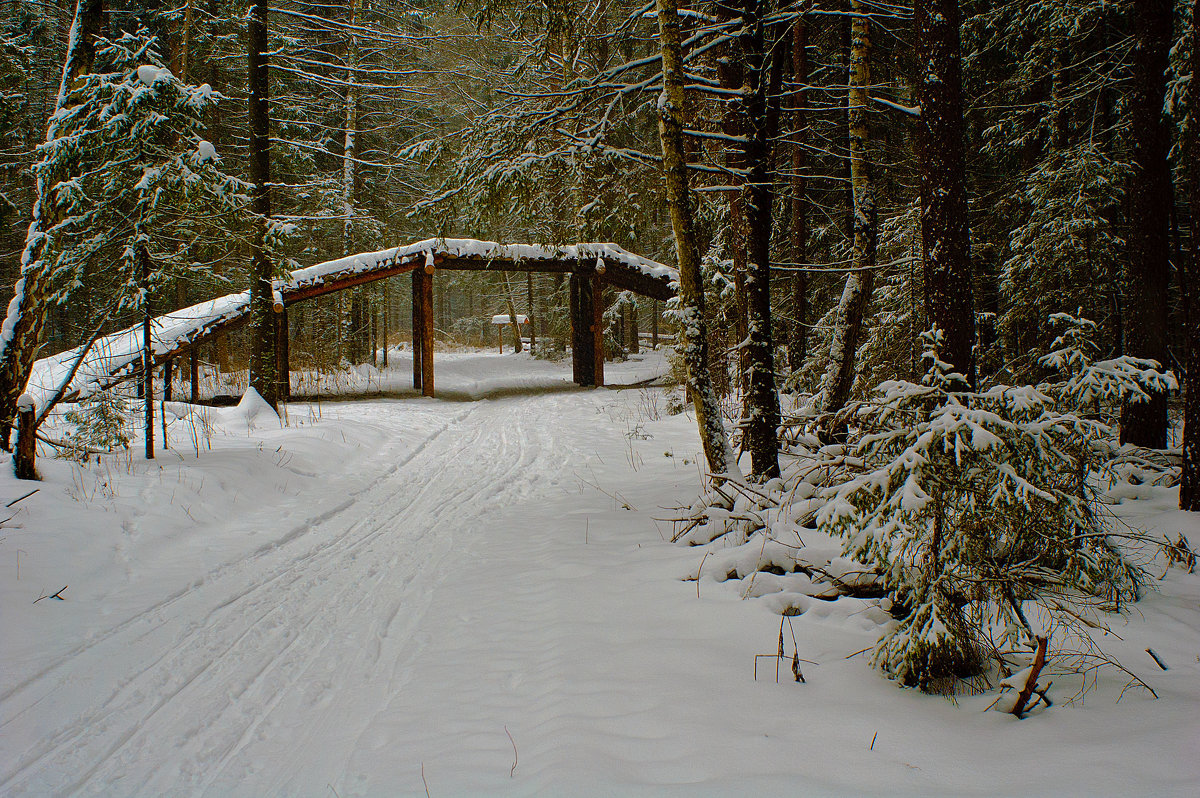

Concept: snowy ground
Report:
left=1, top=349, right=1197, bottom=797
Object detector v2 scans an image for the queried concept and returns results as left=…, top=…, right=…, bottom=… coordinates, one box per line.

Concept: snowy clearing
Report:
left=1, top=351, right=1198, bottom=797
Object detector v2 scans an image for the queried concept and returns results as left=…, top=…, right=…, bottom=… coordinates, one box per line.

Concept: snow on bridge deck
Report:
left=24, top=238, right=677, bottom=410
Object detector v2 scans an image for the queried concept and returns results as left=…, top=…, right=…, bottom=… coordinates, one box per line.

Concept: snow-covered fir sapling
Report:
left=817, top=327, right=1152, bottom=693
left=62, top=390, right=131, bottom=462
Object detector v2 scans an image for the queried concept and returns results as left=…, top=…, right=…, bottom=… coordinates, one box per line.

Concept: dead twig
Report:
left=1011, top=636, right=1048, bottom=718
left=6, top=489, right=38, bottom=507
left=504, top=725, right=518, bottom=778
left=33, top=585, right=67, bottom=604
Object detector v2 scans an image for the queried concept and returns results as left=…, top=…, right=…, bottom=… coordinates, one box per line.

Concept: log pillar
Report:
left=163, top=358, right=173, bottom=401
left=412, top=266, right=434, bottom=396
left=275, top=306, right=290, bottom=402
left=652, top=299, right=659, bottom=349
left=570, top=264, right=605, bottom=387
left=14, top=396, right=38, bottom=480
left=629, top=299, right=640, bottom=354
left=190, top=343, right=199, bottom=403
left=412, top=270, right=424, bottom=391
left=593, top=278, right=605, bottom=387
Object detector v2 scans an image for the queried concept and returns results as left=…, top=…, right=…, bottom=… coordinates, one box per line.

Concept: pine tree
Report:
left=0, top=0, right=104, bottom=450
left=247, top=0, right=277, bottom=410
left=916, top=0, right=975, bottom=389
left=1121, top=0, right=1174, bottom=448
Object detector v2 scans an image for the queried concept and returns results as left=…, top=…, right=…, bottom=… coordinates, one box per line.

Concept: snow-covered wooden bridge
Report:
left=25, top=238, right=678, bottom=408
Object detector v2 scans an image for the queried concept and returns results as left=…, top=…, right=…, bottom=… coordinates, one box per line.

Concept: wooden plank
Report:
left=283, top=258, right=420, bottom=304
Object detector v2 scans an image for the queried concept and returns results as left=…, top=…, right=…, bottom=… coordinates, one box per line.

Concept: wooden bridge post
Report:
left=421, top=267, right=434, bottom=396
left=412, top=270, right=423, bottom=391
left=190, top=343, right=199, bottom=403
left=593, top=273, right=605, bottom=387
left=412, top=264, right=434, bottom=396
left=570, top=260, right=605, bottom=387
left=629, top=299, right=639, bottom=354
left=275, top=306, right=290, bottom=402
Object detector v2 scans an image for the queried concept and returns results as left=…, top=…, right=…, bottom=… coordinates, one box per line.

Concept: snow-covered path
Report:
left=1, top=392, right=618, bottom=795
left=3, top=357, right=1199, bottom=796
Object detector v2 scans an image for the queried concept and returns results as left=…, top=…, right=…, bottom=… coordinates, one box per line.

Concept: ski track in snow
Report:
left=0, top=395, right=583, bottom=796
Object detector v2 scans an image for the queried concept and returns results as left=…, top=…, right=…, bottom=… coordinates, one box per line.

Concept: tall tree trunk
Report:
left=140, top=240, right=154, bottom=459
left=818, top=0, right=877, bottom=414
left=341, top=0, right=358, bottom=259
left=527, top=270, right=537, bottom=352
left=739, top=0, right=784, bottom=479
left=1121, top=0, right=1173, bottom=447
left=1181, top=0, right=1200, bottom=510
left=655, top=0, right=741, bottom=480
left=788, top=13, right=809, bottom=373
left=0, top=0, right=104, bottom=451
left=715, top=2, right=748, bottom=392
left=916, top=0, right=975, bottom=388
left=247, top=0, right=277, bottom=409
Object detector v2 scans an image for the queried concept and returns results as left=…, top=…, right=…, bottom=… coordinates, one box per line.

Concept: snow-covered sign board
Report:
left=490, top=314, right=529, bottom=325
left=23, top=238, right=676, bottom=412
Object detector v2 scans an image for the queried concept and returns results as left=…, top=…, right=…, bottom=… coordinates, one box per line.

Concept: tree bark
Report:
left=140, top=241, right=154, bottom=460
left=788, top=13, right=809, bottom=373
left=0, top=0, right=104, bottom=451
left=1121, top=0, right=1173, bottom=448
left=247, top=0, right=277, bottom=409
left=916, top=0, right=975, bottom=388
left=1181, top=0, right=1200, bottom=510
left=655, top=0, right=741, bottom=480
left=818, top=0, right=877, bottom=414
left=739, top=0, right=784, bottom=479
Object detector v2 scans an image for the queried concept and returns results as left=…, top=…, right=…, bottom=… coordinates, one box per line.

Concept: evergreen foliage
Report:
left=817, top=327, right=1151, bottom=690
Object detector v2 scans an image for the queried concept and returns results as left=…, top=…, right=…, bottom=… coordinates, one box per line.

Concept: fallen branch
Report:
left=33, top=585, right=67, bottom=604
left=1010, top=635, right=1048, bottom=718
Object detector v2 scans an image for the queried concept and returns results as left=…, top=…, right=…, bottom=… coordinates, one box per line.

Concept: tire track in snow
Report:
left=0, top=395, right=585, bottom=797
left=0, top=406, right=470, bottom=720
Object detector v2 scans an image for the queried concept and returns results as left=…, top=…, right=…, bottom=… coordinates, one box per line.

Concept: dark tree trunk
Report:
left=788, top=15, right=809, bottom=373
left=739, top=0, right=784, bottom=479
left=0, top=0, right=105, bottom=452
left=1121, top=0, right=1173, bottom=448
left=140, top=243, right=154, bottom=459
left=628, top=299, right=639, bottom=354
left=716, top=1, right=748, bottom=391
left=247, top=0, right=277, bottom=409
left=1181, top=0, right=1200, bottom=510
left=916, top=0, right=975, bottom=388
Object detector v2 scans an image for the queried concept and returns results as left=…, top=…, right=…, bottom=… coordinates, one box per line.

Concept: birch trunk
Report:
left=818, top=0, right=877, bottom=414
left=655, top=0, right=740, bottom=480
